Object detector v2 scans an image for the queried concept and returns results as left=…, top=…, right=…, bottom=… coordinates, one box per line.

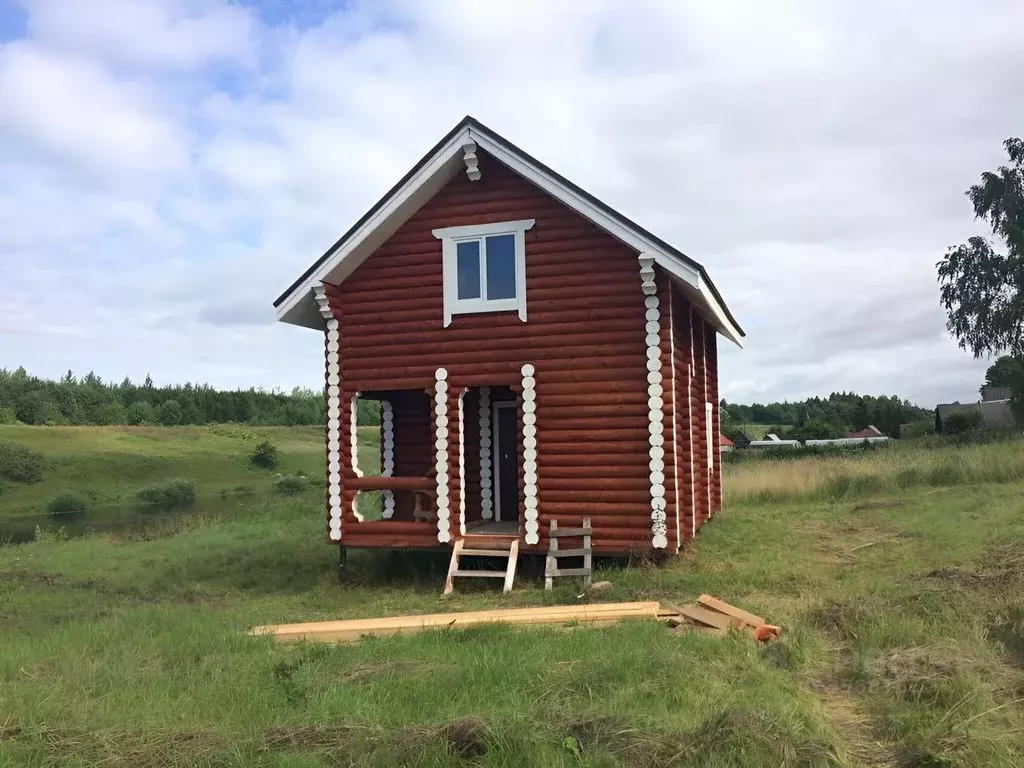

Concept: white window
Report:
left=432, top=219, right=534, bottom=327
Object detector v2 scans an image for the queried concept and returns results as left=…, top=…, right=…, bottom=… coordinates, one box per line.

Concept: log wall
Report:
left=320, top=149, right=721, bottom=555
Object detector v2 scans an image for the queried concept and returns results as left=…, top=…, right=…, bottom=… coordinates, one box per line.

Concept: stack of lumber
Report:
left=660, top=594, right=781, bottom=642
left=250, top=601, right=662, bottom=644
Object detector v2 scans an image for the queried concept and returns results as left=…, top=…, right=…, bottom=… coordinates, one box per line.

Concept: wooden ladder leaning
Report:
left=545, top=518, right=593, bottom=590
left=444, top=535, right=520, bottom=595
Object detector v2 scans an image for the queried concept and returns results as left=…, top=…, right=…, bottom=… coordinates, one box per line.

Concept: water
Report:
left=0, top=495, right=251, bottom=545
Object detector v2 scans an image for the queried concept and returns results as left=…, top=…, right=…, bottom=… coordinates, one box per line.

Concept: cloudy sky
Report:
left=1, top=0, right=1021, bottom=408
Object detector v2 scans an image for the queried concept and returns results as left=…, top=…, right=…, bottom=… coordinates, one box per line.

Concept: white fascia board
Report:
left=275, top=128, right=472, bottom=328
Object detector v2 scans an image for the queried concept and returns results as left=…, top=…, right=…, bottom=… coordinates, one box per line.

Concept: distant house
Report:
left=748, top=434, right=801, bottom=448
left=847, top=425, right=884, bottom=439
left=720, top=434, right=735, bottom=452
left=935, top=399, right=1017, bottom=433
left=729, top=429, right=753, bottom=448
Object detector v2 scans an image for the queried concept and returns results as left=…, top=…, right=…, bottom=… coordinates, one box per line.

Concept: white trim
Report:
left=462, top=140, right=480, bottom=181
left=702, top=325, right=712, bottom=519
left=275, top=121, right=743, bottom=346
left=478, top=387, right=493, bottom=520
left=349, top=393, right=364, bottom=522
left=315, top=285, right=343, bottom=542
left=380, top=399, right=395, bottom=519
left=640, top=257, right=668, bottom=550
left=433, top=219, right=534, bottom=327
left=521, top=363, right=539, bottom=546
left=492, top=400, right=516, bottom=524
left=458, top=389, right=466, bottom=536
left=689, top=308, right=697, bottom=538
left=434, top=368, right=451, bottom=543
left=668, top=290, right=681, bottom=553
left=706, top=401, right=715, bottom=516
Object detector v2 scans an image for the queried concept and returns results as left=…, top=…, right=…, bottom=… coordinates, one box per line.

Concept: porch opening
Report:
left=461, top=385, right=520, bottom=536
left=347, top=390, right=435, bottom=523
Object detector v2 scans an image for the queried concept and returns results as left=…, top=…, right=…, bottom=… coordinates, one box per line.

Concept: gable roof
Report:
left=720, top=433, right=735, bottom=447
left=274, top=115, right=745, bottom=346
left=847, top=425, right=884, bottom=439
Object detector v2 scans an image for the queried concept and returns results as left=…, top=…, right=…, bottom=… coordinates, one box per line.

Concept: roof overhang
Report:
left=274, top=116, right=745, bottom=347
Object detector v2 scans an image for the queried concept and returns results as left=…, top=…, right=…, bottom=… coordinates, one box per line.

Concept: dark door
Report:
left=495, top=404, right=519, bottom=523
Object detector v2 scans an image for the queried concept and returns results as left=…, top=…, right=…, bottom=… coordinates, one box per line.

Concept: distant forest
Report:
left=0, top=367, right=325, bottom=427
left=722, top=392, right=933, bottom=440
left=0, top=367, right=931, bottom=438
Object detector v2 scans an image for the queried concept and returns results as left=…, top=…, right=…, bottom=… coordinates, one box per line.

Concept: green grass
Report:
left=1, top=429, right=1024, bottom=766
left=0, top=424, right=340, bottom=516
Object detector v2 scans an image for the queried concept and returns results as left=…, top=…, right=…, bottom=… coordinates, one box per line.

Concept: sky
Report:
left=1, top=0, right=1022, bottom=408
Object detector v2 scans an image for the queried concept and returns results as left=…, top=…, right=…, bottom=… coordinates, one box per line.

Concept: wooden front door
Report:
left=493, top=402, right=519, bottom=524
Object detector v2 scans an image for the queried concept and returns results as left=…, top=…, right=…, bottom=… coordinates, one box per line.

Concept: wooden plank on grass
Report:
left=250, top=601, right=662, bottom=644
left=679, top=604, right=739, bottom=631
left=697, top=594, right=764, bottom=628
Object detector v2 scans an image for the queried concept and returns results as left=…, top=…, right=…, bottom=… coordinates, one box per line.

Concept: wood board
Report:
left=250, top=601, right=662, bottom=644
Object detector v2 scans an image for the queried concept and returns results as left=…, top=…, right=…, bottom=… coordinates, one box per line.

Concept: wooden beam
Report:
left=696, top=594, right=764, bottom=628
left=250, top=601, right=663, bottom=644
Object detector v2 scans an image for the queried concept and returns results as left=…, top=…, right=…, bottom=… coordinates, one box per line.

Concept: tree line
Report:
left=721, top=392, right=933, bottom=441
left=0, top=367, right=324, bottom=426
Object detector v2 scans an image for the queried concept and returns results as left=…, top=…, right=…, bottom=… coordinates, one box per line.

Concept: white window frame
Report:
left=432, top=219, right=535, bottom=327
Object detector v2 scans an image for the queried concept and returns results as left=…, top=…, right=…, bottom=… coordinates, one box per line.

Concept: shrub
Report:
left=0, top=439, right=44, bottom=483
left=945, top=410, right=983, bottom=434
left=47, top=492, right=87, bottom=516
left=0, top=406, right=16, bottom=425
left=251, top=439, right=279, bottom=468
left=273, top=472, right=308, bottom=495
left=126, top=400, right=156, bottom=426
left=133, top=478, right=196, bottom=509
left=156, top=399, right=183, bottom=426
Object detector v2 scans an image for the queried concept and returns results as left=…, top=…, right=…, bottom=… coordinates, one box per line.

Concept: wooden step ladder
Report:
left=544, top=517, right=593, bottom=590
left=444, top=534, right=520, bottom=595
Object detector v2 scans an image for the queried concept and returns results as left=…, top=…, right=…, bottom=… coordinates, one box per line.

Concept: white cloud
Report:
left=21, top=0, right=257, bottom=71
left=1, top=0, right=1021, bottom=408
left=0, top=42, right=186, bottom=180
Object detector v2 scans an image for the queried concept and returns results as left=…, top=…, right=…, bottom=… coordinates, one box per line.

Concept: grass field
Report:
left=1, top=427, right=1023, bottom=766
left=0, top=424, right=380, bottom=517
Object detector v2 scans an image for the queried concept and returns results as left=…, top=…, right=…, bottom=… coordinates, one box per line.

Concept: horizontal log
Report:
left=540, top=428, right=649, bottom=442
left=541, top=489, right=648, bottom=504
left=348, top=318, right=643, bottom=349
left=537, top=466, right=649, bottom=480
left=541, top=392, right=648, bottom=408
left=537, top=415, right=648, bottom=431
left=541, top=477, right=650, bottom=490
left=348, top=476, right=434, bottom=491
left=342, top=333, right=642, bottom=361
left=541, top=501, right=652, bottom=515
left=339, top=306, right=643, bottom=338
left=541, top=445, right=652, bottom=459
left=341, top=355, right=644, bottom=380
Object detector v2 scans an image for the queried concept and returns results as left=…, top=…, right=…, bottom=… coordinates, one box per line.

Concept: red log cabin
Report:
left=274, top=116, right=744, bottom=580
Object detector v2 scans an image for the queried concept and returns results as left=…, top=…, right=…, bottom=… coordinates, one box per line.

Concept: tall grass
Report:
left=724, top=440, right=1024, bottom=504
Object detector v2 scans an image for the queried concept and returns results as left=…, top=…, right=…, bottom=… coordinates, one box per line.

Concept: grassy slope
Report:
left=0, top=431, right=1023, bottom=766
left=0, top=425, right=385, bottom=516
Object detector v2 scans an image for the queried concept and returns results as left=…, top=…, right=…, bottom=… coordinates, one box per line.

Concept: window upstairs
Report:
left=433, top=219, right=534, bottom=327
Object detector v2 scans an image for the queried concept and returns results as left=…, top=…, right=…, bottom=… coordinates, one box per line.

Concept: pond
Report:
left=0, top=495, right=253, bottom=545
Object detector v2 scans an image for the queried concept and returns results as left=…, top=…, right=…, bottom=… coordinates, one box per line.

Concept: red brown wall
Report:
left=322, top=151, right=659, bottom=553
